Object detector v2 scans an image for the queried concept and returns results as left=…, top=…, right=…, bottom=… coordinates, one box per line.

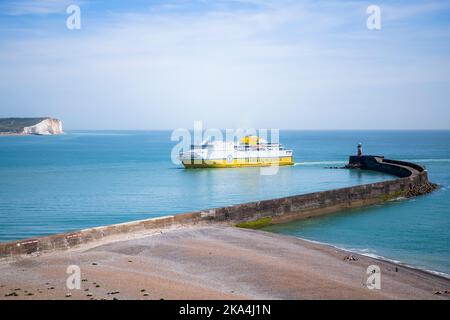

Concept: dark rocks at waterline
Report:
left=344, top=163, right=363, bottom=169
left=406, top=182, right=438, bottom=198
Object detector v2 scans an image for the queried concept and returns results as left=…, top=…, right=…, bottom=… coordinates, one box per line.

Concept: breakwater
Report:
left=0, top=155, right=437, bottom=258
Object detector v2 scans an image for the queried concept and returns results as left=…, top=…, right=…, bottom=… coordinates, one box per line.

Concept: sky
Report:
left=0, top=0, right=449, bottom=130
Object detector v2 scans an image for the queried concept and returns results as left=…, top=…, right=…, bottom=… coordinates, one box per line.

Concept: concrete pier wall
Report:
left=0, top=156, right=436, bottom=258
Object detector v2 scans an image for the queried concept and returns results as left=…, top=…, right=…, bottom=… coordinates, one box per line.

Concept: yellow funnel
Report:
left=240, top=135, right=260, bottom=146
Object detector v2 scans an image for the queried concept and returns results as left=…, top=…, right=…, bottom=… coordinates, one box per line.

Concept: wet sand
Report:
left=0, top=226, right=449, bottom=300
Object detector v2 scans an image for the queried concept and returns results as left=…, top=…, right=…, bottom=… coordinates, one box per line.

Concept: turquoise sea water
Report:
left=263, top=131, right=450, bottom=276
left=0, top=131, right=449, bottom=275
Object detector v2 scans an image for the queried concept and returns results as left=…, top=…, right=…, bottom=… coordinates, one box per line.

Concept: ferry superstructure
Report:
left=179, top=135, right=294, bottom=168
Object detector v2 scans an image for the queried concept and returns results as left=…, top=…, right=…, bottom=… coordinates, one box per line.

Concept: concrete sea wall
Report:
left=0, top=156, right=436, bottom=258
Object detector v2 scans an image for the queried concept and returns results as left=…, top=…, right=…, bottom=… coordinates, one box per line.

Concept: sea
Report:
left=0, top=130, right=449, bottom=276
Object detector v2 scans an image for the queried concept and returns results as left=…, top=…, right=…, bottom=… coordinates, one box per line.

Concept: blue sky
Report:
left=0, top=0, right=449, bottom=130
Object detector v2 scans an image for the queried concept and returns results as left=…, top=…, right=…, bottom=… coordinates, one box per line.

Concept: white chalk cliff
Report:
left=23, top=118, right=64, bottom=135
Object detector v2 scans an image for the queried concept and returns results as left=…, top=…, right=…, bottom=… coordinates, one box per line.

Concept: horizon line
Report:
left=63, top=128, right=450, bottom=131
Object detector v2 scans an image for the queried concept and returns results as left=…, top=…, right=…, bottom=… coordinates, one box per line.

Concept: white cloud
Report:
left=1, top=0, right=79, bottom=15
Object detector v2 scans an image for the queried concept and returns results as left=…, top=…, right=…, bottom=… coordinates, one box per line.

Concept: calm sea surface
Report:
left=0, top=131, right=449, bottom=275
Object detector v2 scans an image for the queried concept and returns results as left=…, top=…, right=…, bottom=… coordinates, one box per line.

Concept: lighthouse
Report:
left=357, top=143, right=363, bottom=158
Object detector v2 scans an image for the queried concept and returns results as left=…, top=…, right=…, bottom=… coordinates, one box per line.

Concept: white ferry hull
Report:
left=180, top=150, right=294, bottom=168
left=179, top=135, right=294, bottom=168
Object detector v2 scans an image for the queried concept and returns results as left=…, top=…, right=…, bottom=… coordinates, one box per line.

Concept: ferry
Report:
left=179, top=135, right=294, bottom=168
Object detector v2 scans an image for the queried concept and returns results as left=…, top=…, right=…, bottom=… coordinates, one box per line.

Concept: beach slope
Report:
left=0, top=226, right=448, bottom=300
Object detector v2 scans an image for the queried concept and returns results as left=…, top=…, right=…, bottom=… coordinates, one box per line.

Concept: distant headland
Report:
left=0, top=117, right=63, bottom=136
